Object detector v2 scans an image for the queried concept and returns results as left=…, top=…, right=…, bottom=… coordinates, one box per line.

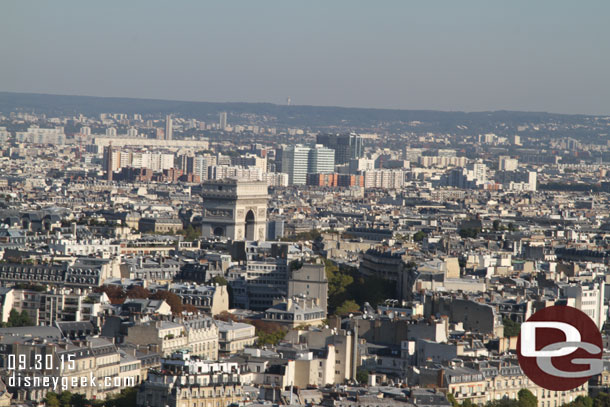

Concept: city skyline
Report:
left=1, top=1, right=610, bottom=406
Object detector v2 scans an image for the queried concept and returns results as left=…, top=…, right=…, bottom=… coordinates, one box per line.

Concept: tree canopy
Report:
left=356, top=369, right=369, bottom=384
left=5, top=309, right=34, bottom=327
left=211, top=275, right=228, bottom=286
left=502, top=317, right=521, bottom=337
left=324, top=259, right=395, bottom=315
left=335, top=300, right=360, bottom=316
left=126, top=286, right=150, bottom=299
left=518, top=389, right=537, bottom=407
left=150, top=290, right=184, bottom=314
left=459, top=228, right=480, bottom=239
left=44, top=387, right=137, bottom=407
left=413, top=231, right=427, bottom=242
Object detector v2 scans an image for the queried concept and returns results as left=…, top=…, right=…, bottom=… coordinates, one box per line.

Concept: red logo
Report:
left=517, top=305, right=603, bottom=391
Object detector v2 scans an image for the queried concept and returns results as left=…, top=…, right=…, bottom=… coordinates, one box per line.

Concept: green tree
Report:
left=518, top=389, right=538, bottom=407
left=447, top=394, right=459, bottom=407
left=323, top=258, right=396, bottom=314
left=459, top=228, right=480, bottom=239
left=503, top=317, right=521, bottom=337
left=256, top=330, right=286, bottom=347
left=356, top=369, right=369, bottom=384
left=576, top=396, right=594, bottom=407
left=350, top=275, right=395, bottom=309
left=413, top=231, right=426, bottom=242
left=335, top=300, right=360, bottom=316
left=211, top=275, right=228, bottom=285
left=593, top=393, right=610, bottom=407
left=462, top=399, right=474, bottom=407
left=325, top=259, right=354, bottom=310
left=71, top=393, right=88, bottom=407
left=289, top=260, right=303, bottom=271
left=562, top=395, right=596, bottom=407
left=44, top=392, right=60, bottom=407
left=7, top=309, right=20, bottom=327
left=59, top=391, right=73, bottom=407
left=487, top=400, right=518, bottom=407
left=447, top=393, right=460, bottom=407
left=328, top=271, right=353, bottom=298
left=182, top=225, right=201, bottom=241
left=105, top=387, right=138, bottom=407
left=249, top=320, right=286, bottom=347
left=7, top=309, right=33, bottom=327
left=493, top=220, right=501, bottom=231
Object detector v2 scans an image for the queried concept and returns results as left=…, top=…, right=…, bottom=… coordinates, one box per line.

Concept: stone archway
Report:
left=245, top=210, right=256, bottom=240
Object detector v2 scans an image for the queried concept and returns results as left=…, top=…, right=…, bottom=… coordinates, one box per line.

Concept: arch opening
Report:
left=245, top=210, right=256, bottom=240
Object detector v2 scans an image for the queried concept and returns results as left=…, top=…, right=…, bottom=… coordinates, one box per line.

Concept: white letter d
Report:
left=521, top=321, right=580, bottom=357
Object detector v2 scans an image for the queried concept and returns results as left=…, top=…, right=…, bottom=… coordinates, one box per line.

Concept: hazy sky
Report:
left=1, top=1, right=609, bottom=115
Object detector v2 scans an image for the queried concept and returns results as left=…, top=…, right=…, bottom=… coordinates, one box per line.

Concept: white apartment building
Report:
left=419, top=156, right=468, bottom=168
left=48, top=237, right=121, bottom=256
left=280, top=145, right=311, bottom=185
left=563, top=282, right=607, bottom=329
left=499, top=156, right=519, bottom=171
left=207, top=165, right=264, bottom=181
left=308, top=144, right=335, bottom=174
left=362, top=169, right=405, bottom=189
left=15, top=126, right=66, bottom=144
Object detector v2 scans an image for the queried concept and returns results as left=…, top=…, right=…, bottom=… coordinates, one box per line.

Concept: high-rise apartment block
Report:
left=498, top=156, right=518, bottom=171
left=280, top=145, right=311, bottom=185
left=279, top=145, right=336, bottom=185
left=308, top=144, right=335, bottom=174
left=104, top=145, right=114, bottom=181
left=219, top=112, right=227, bottom=129
left=106, top=127, right=117, bottom=137
left=165, top=115, right=173, bottom=140
left=316, top=133, right=363, bottom=164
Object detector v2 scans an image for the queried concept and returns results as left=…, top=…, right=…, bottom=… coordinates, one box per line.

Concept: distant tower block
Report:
left=219, top=112, right=228, bottom=129
left=165, top=114, right=173, bottom=140
left=105, top=143, right=113, bottom=181
left=200, top=179, right=268, bottom=241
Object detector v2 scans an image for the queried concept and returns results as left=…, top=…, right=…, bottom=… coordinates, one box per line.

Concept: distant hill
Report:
left=0, top=91, right=596, bottom=132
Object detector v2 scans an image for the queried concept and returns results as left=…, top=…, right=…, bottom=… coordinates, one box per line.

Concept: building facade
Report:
left=200, top=180, right=268, bottom=241
left=316, top=133, right=363, bottom=164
